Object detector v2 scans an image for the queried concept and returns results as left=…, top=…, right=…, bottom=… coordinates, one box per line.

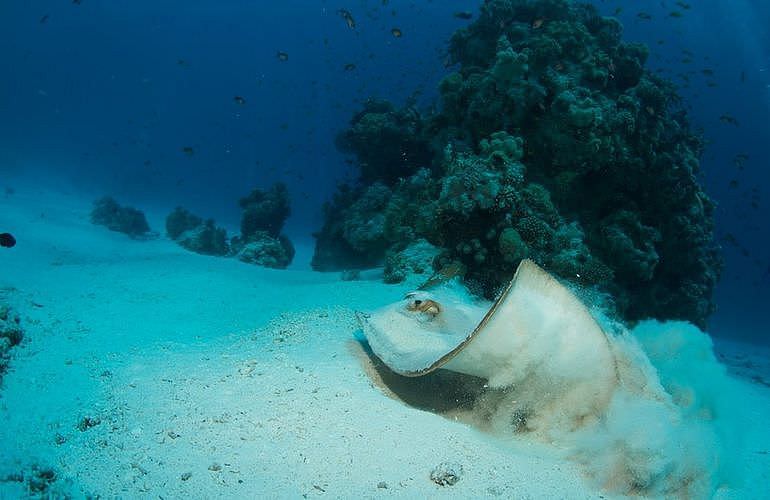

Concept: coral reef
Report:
left=233, top=232, right=295, bottom=269
left=335, top=99, right=432, bottom=186
left=166, top=206, right=203, bottom=240
left=90, top=197, right=150, bottom=238
left=313, top=0, right=720, bottom=327
left=231, top=183, right=295, bottom=269
left=166, top=207, right=229, bottom=256
left=164, top=182, right=294, bottom=268
left=239, top=183, right=290, bottom=238
left=384, top=239, right=441, bottom=284
left=311, top=184, right=389, bottom=271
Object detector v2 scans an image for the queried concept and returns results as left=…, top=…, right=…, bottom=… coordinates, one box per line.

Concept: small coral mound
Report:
left=1, top=464, right=60, bottom=497
left=239, top=183, right=290, bottom=238
left=430, top=462, right=463, bottom=487
left=384, top=239, right=441, bottom=284
left=165, top=207, right=229, bottom=256
left=234, top=232, right=295, bottom=269
left=90, top=197, right=151, bottom=238
left=165, top=183, right=295, bottom=269
left=165, top=206, right=203, bottom=240
left=231, top=183, right=295, bottom=269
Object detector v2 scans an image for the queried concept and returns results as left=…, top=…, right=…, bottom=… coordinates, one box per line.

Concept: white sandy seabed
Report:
left=1, top=185, right=769, bottom=499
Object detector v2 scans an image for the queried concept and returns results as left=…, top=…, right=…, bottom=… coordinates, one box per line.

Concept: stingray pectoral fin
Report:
left=446, top=259, right=617, bottom=387
left=358, top=259, right=615, bottom=389
left=356, top=309, right=474, bottom=376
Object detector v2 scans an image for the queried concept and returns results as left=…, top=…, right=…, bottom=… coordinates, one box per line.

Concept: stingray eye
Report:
left=414, top=299, right=423, bottom=306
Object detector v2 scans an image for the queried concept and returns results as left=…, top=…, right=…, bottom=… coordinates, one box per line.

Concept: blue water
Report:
left=0, top=0, right=768, bottom=339
left=2, top=2, right=770, bottom=498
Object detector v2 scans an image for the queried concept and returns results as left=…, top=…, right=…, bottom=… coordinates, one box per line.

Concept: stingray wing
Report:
left=359, top=259, right=611, bottom=380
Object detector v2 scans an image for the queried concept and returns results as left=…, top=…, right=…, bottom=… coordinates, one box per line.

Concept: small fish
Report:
left=637, top=12, right=652, bottom=20
left=733, top=153, right=749, bottom=169
left=532, top=18, right=544, bottom=29
left=669, top=11, right=683, bottom=18
left=344, top=63, right=356, bottom=71
left=453, top=11, right=473, bottom=20
left=722, top=233, right=738, bottom=246
left=0, top=233, right=16, bottom=248
left=676, top=1, right=692, bottom=9
left=39, top=14, right=49, bottom=24
left=182, top=146, right=194, bottom=156
left=234, top=96, right=246, bottom=105
left=337, top=9, right=356, bottom=30
left=729, top=179, right=739, bottom=189
left=419, top=262, right=465, bottom=290
left=613, top=7, right=623, bottom=16
left=391, top=27, right=402, bottom=38
left=73, top=0, right=82, bottom=4
left=276, top=51, right=288, bottom=61
left=701, top=68, right=714, bottom=76
left=177, top=59, right=188, bottom=67
left=719, top=114, right=739, bottom=126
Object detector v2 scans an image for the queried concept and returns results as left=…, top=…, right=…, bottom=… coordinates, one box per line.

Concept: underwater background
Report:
left=1, top=1, right=770, bottom=498
left=1, top=0, right=768, bottom=340
left=3, top=0, right=769, bottom=342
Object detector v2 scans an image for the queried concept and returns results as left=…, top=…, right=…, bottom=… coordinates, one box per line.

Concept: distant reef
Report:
left=166, top=183, right=295, bottom=269
left=312, top=0, right=721, bottom=327
left=90, top=197, right=152, bottom=238
left=166, top=207, right=230, bottom=257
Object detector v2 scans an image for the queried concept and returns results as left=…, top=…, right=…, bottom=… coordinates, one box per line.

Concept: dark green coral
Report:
left=313, top=0, right=721, bottom=327
left=166, top=207, right=229, bottom=256
left=90, top=197, right=150, bottom=237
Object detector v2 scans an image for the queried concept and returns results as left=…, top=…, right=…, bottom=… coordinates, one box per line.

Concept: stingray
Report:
left=356, top=259, right=619, bottom=425
left=356, top=260, right=720, bottom=497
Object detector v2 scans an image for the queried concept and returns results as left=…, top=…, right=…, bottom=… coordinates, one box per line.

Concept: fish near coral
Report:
left=337, top=9, right=356, bottom=30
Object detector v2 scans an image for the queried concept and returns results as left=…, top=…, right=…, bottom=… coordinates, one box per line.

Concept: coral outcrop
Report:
left=234, top=232, right=295, bottom=269
left=165, top=183, right=294, bottom=269
left=239, top=183, right=290, bottom=238
left=313, top=0, right=721, bottom=327
left=166, top=207, right=229, bottom=257
left=231, top=183, right=295, bottom=269
left=90, top=197, right=151, bottom=238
